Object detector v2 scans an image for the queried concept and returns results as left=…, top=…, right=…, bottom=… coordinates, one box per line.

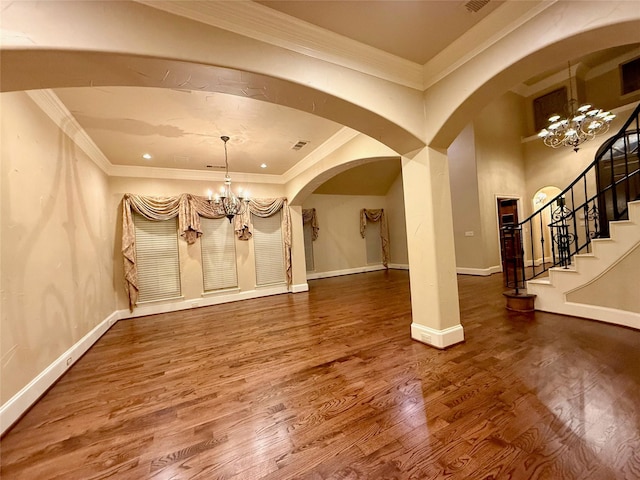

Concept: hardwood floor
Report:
left=1, top=270, right=639, bottom=479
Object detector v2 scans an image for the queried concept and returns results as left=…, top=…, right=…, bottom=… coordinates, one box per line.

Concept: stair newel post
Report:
left=502, top=223, right=536, bottom=312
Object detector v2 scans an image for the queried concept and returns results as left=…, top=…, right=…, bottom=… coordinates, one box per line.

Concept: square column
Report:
left=288, top=205, right=309, bottom=293
left=402, top=147, right=464, bottom=348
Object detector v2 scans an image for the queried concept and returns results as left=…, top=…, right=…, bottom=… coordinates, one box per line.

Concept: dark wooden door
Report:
left=497, top=198, right=523, bottom=288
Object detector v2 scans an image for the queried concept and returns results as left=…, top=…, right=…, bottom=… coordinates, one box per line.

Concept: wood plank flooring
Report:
left=1, top=271, right=639, bottom=479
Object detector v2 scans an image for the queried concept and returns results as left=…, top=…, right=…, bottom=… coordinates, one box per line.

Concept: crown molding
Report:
left=513, top=63, right=580, bottom=98
left=585, top=48, right=640, bottom=81
left=282, top=127, right=360, bottom=183
left=26, top=90, right=113, bottom=175
left=134, top=0, right=423, bottom=90
left=422, top=0, right=557, bottom=90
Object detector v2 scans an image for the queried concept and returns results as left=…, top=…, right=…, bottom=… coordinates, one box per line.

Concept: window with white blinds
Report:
left=252, top=212, right=286, bottom=286
left=365, top=219, right=383, bottom=265
left=133, top=213, right=181, bottom=302
left=303, top=221, right=315, bottom=272
left=201, top=217, right=238, bottom=292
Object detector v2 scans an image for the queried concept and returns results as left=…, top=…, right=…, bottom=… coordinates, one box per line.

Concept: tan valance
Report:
left=360, top=208, right=390, bottom=267
left=122, top=193, right=291, bottom=311
left=302, top=208, right=319, bottom=240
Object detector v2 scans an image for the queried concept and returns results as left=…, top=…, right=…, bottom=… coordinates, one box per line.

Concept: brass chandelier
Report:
left=538, top=62, right=615, bottom=152
left=208, top=136, right=249, bottom=222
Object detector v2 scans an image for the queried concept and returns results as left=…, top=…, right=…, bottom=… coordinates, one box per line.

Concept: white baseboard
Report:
left=388, top=263, right=409, bottom=270
left=0, top=311, right=119, bottom=435
left=410, top=323, right=465, bottom=349
left=290, top=283, right=309, bottom=293
left=533, top=299, right=640, bottom=330
left=306, top=264, right=386, bottom=280
left=456, top=265, right=501, bottom=276
left=120, top=285, right=290, bottom=319
left=524, top=258, right=546, bottom=267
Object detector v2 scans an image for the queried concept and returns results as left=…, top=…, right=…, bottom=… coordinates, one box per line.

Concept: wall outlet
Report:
left=421, top=334, right=432, bottom=344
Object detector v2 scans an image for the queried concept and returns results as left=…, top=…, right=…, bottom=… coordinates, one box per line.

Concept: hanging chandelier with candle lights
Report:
left=208, top=136, right=249, bottom=222
left=538, top=62, right=615, bottom=152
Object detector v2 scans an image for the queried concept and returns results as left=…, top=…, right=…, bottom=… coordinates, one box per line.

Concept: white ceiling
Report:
left=53, top=86, right=343, bottom=175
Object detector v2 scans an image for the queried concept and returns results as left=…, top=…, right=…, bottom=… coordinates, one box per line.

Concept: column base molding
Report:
left=410, top=323, right=465, bottom=349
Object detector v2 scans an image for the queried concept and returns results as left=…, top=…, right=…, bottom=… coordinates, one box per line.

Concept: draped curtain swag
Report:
left=302, top=208, right=319, bottom=240
left=122, top=193, right=291, bottom=311
left=359, top=208, right=390, bottom=267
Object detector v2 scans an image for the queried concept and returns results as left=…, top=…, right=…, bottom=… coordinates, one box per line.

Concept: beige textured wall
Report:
left=473, top=92, right=527, bottom=269
left=109, top=176, right=286, bottom=311
left=1, top=92, right=115, bottom=404
left=447, top=92, right=528, bottom=272
left=448, top=123, right=485, bottom=269
left=567, top=243, right=640, bottom=313
left=301, top=194, right=387, bottom=273
left=385, top=173, right=409, bottom=266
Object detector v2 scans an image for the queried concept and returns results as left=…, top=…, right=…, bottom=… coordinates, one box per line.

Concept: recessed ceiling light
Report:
left=142, top=153, right=152, bottom=160
left=260, top=163, right=267, bottom=169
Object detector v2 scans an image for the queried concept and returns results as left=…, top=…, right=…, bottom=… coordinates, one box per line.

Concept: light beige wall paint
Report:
left=567, top=243, right=640, bottom=313
left=473, top=92, right=527, bottom=268
left=448, top=123, right=485, bottom=269
left=109, top=176, right=285, bottom=310
left=1, top=92, right=114, bottom=405
left=385, top=173, right=409, bottom=265
left=301, top=194, right=387, bottom=273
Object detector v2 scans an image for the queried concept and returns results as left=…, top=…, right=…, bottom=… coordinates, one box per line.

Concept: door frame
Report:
left=494, top=194, right=523, bottom=272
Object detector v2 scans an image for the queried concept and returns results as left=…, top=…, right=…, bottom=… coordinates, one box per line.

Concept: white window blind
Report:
left=303, top=220, right=315, bottom=272
left=133, top=213, right=181, bottom=302
left=365, top=219, right=383, bottom=265
left=252, top=212, right=286, bottom=286
left=201, top=217, right=238, bottom=291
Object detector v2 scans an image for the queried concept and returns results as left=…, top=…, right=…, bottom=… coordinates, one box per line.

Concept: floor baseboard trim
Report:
left=119, top=286, right=291, bottom=319
left=456, top=265, right=501, bottom=276
left=538, top=301, right=640, bottom=330
left=306, top=265, right=387, bottom=280
left=410, top=323, right=465, bottom=349
left=290, top=283, right=309, bottom=293
left=388, top=263, right=409, bottom=270
left=0, top=311, right=119, bottom=436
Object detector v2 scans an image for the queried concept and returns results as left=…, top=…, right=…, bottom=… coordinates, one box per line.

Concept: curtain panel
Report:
left=302, top=208, right=319, bottom=241
left=235, top=198, right=292, bottom=286
left=359, top=208, right=390, bottom=267
left=122, top=193, right=292, bottom=311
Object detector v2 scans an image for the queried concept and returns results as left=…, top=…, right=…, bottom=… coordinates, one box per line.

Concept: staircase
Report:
left=527, top=200, right=640, bottom=329
left=506, top=102, right=640, bottom=328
